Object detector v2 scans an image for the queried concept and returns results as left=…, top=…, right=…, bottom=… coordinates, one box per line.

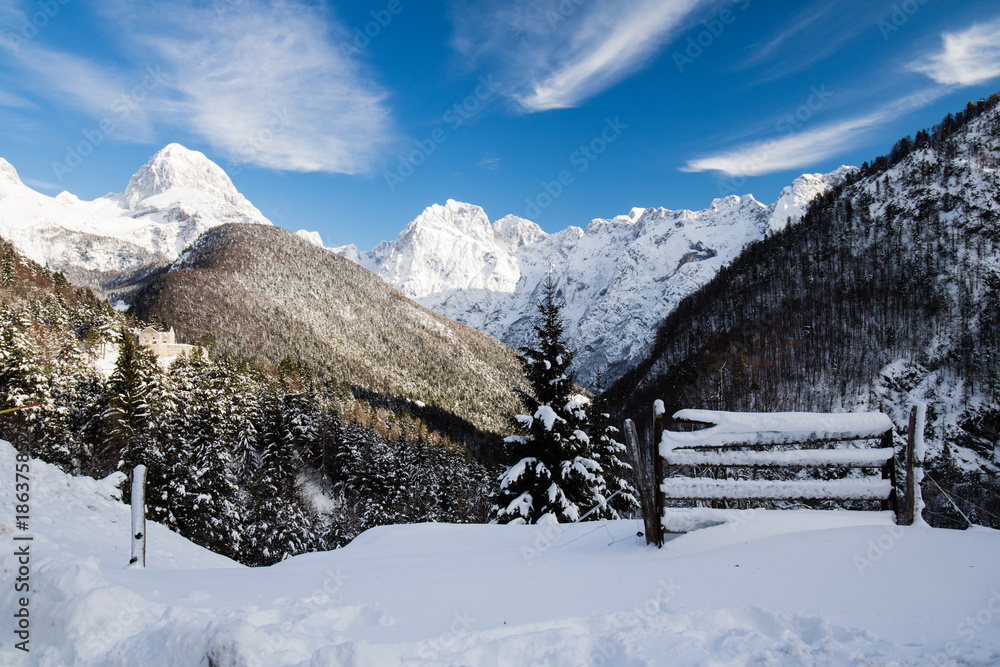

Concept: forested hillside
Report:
left=608, top=95, right=1000, bottom=526
left=0, top=236, right=498, bottom=565
left=130, top=223, right=526, bottom=436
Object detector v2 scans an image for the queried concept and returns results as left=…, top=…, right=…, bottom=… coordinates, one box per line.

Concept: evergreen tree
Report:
left=588, top=369, right=639, bottom=518
left=107, top=326, right=158, bottom=479
left=494, top=276, right=607, bottom=524
left=244, top=383, right=315, bottom=565
left=174, top=355, right=242, bottom=559
left=0, top=307, right=47, bottom=450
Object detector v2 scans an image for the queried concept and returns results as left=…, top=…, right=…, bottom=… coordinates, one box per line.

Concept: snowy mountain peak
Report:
left=407, top=199, right=494, bottom=244
left=0, top=145, right=272, bottom=294
left=767, top=166, right=856, bottom=233
left=493, top=214, right=547, bottom=251
left=0, top=157, right=24, bottom=189
left=122, top=143, right=244, bottom=210
left=341, top=167, right=852, bottom=387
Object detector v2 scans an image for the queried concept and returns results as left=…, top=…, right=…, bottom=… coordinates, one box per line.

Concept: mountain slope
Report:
left=130, top=223, right=526, bottom=435
left=0, top=144, right=270, bottom=295
left=336, top=169, right=853, bottom=388
left=608, top=95, right=1000, bottom=491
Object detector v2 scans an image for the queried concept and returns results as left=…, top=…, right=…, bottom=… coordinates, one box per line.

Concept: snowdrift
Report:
left=2, top=440, right=999, bottom=666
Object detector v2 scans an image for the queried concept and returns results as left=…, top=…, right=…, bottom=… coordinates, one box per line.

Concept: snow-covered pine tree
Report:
left=0, top=306, right=48, bottom=450
left=244, top=383, right=315, bottom=565
left=494, top=276, right=607, bottom=524
left=177, top=354, right=243, bottom=559
left=107, top=326, right=159, bottom=478
left=588, top=369, right=639, bottom=518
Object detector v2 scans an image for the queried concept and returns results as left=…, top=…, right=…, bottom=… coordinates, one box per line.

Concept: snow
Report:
left=500, top=457, right=539, bottom=488
left=3, top=439, right=1000, bottom=665
left=660, top=477, right=893, bottom=500
left=912, top=401, right=928, bottom=527
left=336, top=168, right=851, bottom=387
left=294, top=230, right=325, bottom=248
left=0, top=145, right=271, bottom=291
left=534, top=404, right=563, bottom=431
left=663, top=447, right=894, bottom=467
left=662, top=409, right=893, bottom=452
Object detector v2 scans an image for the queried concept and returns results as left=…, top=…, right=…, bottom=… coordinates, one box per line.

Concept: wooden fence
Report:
left=624, top=406, right=925, bottom=547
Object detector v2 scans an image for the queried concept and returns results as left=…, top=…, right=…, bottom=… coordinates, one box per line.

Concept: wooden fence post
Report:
left=651, top=408, right=665, bottom=547
left=624, top=419, right=663, bottom=547
left=903, top=406, right=917, bottom=525
left=880, top=429, right=898, bottom=516
left=129, top=464, right=147, bottom=568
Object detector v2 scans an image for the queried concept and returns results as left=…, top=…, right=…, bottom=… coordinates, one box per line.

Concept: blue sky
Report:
left=2, top=0, right=1000, bottom=250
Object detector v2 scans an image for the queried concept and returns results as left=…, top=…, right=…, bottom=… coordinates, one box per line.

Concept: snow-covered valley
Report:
left=3, top=439, right=998, bottom=666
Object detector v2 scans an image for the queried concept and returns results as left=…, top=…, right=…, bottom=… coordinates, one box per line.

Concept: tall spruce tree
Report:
left=494, top=276, right=607, bottom=524
left=588, top=369, right=639, bottom=518
left=107, top=326, right=158, bottom=478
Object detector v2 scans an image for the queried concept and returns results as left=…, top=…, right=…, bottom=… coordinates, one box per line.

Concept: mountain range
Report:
left=129, top=222, right=526, bottom=436
left=0, top=144, right=270, bottom=298
left=335, top=170, right=853, bottom=387
left=0, top=143, right=852, bottom=390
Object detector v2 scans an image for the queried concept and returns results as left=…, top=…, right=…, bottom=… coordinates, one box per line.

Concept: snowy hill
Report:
left=0, top=144, right=270, bottom=295
left=335, top=168, right=853, bottom=387
left=3, top=438, right=999, bottom=665
left=129, top=222, right=526, bottom=436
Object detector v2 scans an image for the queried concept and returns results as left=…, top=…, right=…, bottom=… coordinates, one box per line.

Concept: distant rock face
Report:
left=120, top=143, right=267, bottom=224
left=336, top=169, right=853, bottom=387
left=0, top=144, right=271, bottom=295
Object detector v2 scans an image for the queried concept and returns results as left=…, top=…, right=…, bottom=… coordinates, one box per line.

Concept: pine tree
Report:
left=0, top=307, right=48, bottom=450
left=107, top=326, right=158, bottom=479
left=244, top=383, right=315, bottom=565
left=588, top=369, right=639, bottom=518
left=176, top=355, right=242, bottom=559
left=494, top=276, right=607, bottom=524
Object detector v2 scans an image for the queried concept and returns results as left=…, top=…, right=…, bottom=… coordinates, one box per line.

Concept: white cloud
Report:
left=683, top=87, right=949, bottom=177
left=139, top=2, right=392, bottom=174
left=909, top=17, right=1000, bottom=86
left=0, top=89, right=36, bottom=110
left=452, top=0, right=709, bottom=112
left=1, top=0, right=394, bottom=175
left=0, top=39, right=155, bottom=142
left=22, top=177, right=60, bottom=191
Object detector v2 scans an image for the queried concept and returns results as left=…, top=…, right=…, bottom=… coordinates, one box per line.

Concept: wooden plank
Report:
left=881, top=429, right=897, bottom=514
left=652, top=407, right=665, bottom=547
left=660, top=477, right=893, bottom=501
left=903, top=407, right=917, bottom=525
left=663, top=447, right=894, bottom=468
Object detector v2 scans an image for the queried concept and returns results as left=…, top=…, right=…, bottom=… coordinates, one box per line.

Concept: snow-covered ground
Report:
left=2, top=439, right=998, bottom=666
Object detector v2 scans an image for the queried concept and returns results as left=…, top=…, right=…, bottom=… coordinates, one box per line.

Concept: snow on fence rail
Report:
left=623, top=405, right=926, bottom=547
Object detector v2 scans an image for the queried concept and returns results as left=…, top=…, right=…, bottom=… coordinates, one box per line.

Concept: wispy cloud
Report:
left=22, top=177, right=61, bottom=191
left=738, top=1, right=884, bottom=79
left=909, top=16, right=1000, bottom=86
left=682, top=87, right=949, bottom=176
left=0, top=39, right=156, bottom=142
left=741, top=3, right=835, bottom=68
left=0, top=89, right=36, bottom=110
left=479, top=154, right=502, bottom=170
left=451, top=0, right=710, bottom=112
left=1, top=0, right=394, bottom=175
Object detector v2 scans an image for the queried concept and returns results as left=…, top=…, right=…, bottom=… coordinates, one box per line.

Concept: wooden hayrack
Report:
left=624, top=406, right=924, bottom=547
